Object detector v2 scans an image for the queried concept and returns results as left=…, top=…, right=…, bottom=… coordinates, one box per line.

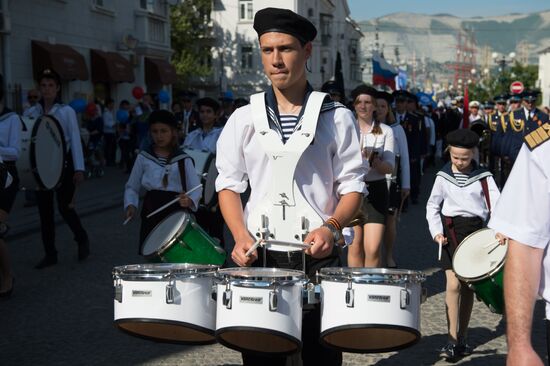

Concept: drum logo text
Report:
left=239, top=296, right=263, bottom=304
left=132, top=290, right=152, bottom=297
left=368, top=294, right=391, bottom=303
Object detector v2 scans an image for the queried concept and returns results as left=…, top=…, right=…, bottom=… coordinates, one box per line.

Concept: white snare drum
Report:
left=113, top=263, right=218, bottom=344
left=215, top=267, right=306, bottom=355
left=19, top=115, right=66, bottom=190
left=183, top=148, right=218, bottom=209
left=319, top=267, right=425, bottom=353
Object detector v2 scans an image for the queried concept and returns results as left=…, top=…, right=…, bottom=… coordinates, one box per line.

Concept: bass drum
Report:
left=19, top=115, right=66, bottom=190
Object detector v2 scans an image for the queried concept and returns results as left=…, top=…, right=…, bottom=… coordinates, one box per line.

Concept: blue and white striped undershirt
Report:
left=453, top=172, right=469, bottom=187
left=279, top=114, right=299, bottom=142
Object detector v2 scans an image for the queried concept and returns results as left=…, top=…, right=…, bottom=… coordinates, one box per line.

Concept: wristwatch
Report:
left=322, top=222, right=343, bottom=244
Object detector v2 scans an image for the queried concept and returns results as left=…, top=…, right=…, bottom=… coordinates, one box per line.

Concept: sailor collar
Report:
left=436, top=161, right=492, bottom=187
left=140, top=146, right=189, bottom=166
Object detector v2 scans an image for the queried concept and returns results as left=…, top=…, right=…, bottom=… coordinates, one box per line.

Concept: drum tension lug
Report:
left=346, top=280, right=354, bottom=308
left=269, top=290, right=278, bottom=311
left=166, top=277, right=176, bottom=304
left=114, top=279, right=123, bottom=303
left=223, top=282, right=232, bottom=309
left=400, top=289, right=410, bottom=309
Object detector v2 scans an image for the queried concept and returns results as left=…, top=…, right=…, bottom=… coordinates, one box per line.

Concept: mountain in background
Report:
left=358, top=10, right=550, bottom=67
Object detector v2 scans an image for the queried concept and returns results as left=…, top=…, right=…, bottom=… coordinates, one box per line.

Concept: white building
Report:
left=0, top=0, right=176, bottom=112
left=538, top=47, right=550, bottom=108
left=197, top=0, right=363, bottom=99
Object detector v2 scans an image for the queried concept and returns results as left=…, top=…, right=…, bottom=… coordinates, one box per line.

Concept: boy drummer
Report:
left=215, top=7, right=365, bottom=365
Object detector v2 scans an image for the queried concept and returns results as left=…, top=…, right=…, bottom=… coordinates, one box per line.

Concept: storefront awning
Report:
left=91, top=49, right=135, bottom=84
left=31, top=40, right=88, bottom=81
left=145, top=57, right=177, bottom=85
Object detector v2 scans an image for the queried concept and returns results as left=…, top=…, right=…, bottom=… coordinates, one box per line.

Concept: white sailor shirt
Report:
left=0, top=111, right=21, bottom=162
left=361, top=122, right=395, bottom=182
left=386, top=122, right=410, bottom=190
left=24, top=103, right=85, bottom=172
left=426, top=163, right=500, bottom=239
left=488, top=140, right=550, bottom=316
left=124, top=149, right=201, bottom=212
left=215, top=102, right=366, bottom=221
left=183, top=127, right=222, bottom=155
left=0, top=156, right=12, bottom=188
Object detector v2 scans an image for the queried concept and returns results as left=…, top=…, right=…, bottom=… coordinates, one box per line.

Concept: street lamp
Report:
left=492, top=52, right=515, bottom=73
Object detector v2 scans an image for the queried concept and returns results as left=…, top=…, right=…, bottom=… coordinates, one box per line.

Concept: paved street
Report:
left=0, top=166, right=547, bottom=365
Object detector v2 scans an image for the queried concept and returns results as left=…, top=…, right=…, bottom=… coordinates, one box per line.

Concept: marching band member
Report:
left=215, top=8, right=365, bottom=365
left=0, top=76, right=20, bottom=296
left=377, top=91, right=410, bottom=268
left=347, top=85, right=394, bottom=268
left=124, top=110, right=201, bottom=254
left=183, top=97, right=223, bottom=155
left=488, top=124, right=550, bottom=366
left=426, top=129, right=500, bottom=361
left=23, top=69, right=90, bottom=269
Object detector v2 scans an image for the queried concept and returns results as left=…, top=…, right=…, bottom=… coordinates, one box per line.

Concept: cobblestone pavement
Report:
left=0, top=166, right=547, bottom=365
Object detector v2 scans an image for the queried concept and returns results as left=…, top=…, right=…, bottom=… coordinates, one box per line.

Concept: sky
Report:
left=347, top=0, right=550, bottom=21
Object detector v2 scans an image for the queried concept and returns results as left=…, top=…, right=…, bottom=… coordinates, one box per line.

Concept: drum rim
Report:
left=29, top=115, right=67, bottom=190
left=452, top=227, right=507, bottom=281
left=318, top=267, right=425, bottom=284
left=142, top=210, right=191, bottom=257
left=216, top=267, right=306, bottom=283
left=113, top=263, right=218, bottom=280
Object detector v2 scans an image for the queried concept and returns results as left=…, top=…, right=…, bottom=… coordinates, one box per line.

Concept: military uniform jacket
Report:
left=398, top=112, right=425, bottom=161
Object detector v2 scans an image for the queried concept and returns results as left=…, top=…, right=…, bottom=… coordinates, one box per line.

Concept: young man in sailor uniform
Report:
left=215, top=7, right=365, bottom=365
left=0, top=76, right=20, bottom=296
left=488, top=122, right=550, bottom=366
left=23, top=69, right=90, bottom=269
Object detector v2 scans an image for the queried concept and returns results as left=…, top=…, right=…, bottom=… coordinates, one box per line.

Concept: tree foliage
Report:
left=170, top=0, right=213, bottom=87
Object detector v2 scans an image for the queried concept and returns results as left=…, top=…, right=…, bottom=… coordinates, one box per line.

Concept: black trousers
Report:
left=546, top=319, right=550, bottom=362
left=410, top=160, right=421, bottom=201
left=242, top=249, right=343, bottom=366
left=103, top=133, right=116, bottom=165
left=36, top=156, right=88, bottom=257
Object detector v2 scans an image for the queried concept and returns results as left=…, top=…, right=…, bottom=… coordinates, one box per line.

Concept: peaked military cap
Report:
left=446, top=129, right=479, bottom=149
left=253, top=7, right=317, bottom=44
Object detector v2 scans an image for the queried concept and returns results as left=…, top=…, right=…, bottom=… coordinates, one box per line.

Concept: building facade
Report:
left=0, top=0, right=176, bottom=112
left=538, top=47, right=550, bottom=108
left=195, top=0, right=363, bottom=99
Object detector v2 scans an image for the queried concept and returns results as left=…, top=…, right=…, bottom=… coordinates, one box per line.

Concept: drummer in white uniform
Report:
left=215, top=7, right=365, bottom=366
left=182, top=97, right=222, bottom=155
left=426, top=129, right=500, bottom=361
left=0, top=76, right=20, bottom=296
left=24, top=69, right=90, bottom=269
left=488, top=125, right=550, bottom=366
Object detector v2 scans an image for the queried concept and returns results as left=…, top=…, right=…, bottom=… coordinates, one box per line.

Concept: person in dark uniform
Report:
left=23, top=69, right=90, bottom=268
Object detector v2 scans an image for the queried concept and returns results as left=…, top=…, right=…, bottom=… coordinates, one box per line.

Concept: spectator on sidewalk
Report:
left=102, top=98, right=117, bottom=167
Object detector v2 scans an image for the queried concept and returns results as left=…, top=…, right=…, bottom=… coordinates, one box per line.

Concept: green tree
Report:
left=170, top=0, right=213, bottom=88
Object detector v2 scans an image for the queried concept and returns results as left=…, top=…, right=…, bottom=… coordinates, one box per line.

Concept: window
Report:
left=239, top=0, right=253, bottom=21
left=241, top=45, right=253, bottom=69
left=320, top=14, right=332, bottom=46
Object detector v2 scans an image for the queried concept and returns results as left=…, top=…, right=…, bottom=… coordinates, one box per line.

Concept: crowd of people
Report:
left=1, top=5, right=550, bottom=366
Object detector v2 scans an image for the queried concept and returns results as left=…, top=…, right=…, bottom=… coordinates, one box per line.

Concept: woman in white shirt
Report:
left=377, top=91, right=410, bottom=268
left=348, top=85, right=395, bottom=268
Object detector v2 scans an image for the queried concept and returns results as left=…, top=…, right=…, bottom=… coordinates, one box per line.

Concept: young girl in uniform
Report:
left=348, top=85, right=395, bottom=268
left=124, top=110, right=201, bottom=254
left=426, top=129, right=500, bottom=361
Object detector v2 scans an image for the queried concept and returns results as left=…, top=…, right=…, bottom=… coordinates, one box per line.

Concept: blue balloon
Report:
left=116, top=109, right=130, bottom=123
left=158, top=90, right=170, bottom=103
left=69, top=98, right=87, bottom=113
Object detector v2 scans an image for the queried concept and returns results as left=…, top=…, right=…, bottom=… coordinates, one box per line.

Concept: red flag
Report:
left=463, top=86, right=469, bottom=129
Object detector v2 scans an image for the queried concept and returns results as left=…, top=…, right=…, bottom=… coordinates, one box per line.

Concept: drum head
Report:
left=142, top=211, right=190, bottom=256
left=183, top=148, right=211, bottom=178
left=31, top=115, right=66, bottom=189
left=113, top=263, right=218, bottom=280
left=453, top=228, right=507, bottom=281
left=319, top=267, right=425, bottom=284
left=117, top=319, right=216, bottom=344
left=217, top=267, right=305, bottom=282
left=321, top=326, right=420, bottom=353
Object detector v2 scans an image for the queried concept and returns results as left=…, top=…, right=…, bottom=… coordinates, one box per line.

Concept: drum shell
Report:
left=320, top=279, right=422, bottom=353
left=113, top=272, right=217, bottom=343
left=469, top=268, right=504, bottom=314
left=215, top=281, right=303, bottom=355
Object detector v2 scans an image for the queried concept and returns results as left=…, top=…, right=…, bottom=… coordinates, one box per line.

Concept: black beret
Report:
left=321, top=80, right=342, bottom=95
left=38, top=68, right=61, bottom=84
left=148, top=110, right=177, bottom=128
left=253, top=7, right=317, bottom=44
left=376, top=91, right=393, bottom=104
left=351, top=84, right=378, bottom=102
left=446, top=129, right=479, bottom=149
left=406, top=92, right=418, bottom=103
left=197, top=97, right=220, bottom=111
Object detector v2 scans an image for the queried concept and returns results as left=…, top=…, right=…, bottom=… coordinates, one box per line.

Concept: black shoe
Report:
left=457, top=341, right=473, bottom=356
left=78, top=239, right=90, bottom=261
left=35, top=256, right=57, bottom=269
left=439, top=342, right=459, bottom=361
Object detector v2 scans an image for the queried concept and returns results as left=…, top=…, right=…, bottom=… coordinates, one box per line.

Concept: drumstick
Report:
left=146, top=184, right=203, bottom=218
left=264, top=240, right=313, bottom=250
left=122, top=217, right=132, bottom=226
left=483, top=239, right=501, bottom=248
left=245, top=239, right=263, bottom=257
left=438, top=238, right=443, bottom=261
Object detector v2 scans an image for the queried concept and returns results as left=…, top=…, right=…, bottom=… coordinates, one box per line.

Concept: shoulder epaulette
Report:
left=524, top=123, right=550, bottom=151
